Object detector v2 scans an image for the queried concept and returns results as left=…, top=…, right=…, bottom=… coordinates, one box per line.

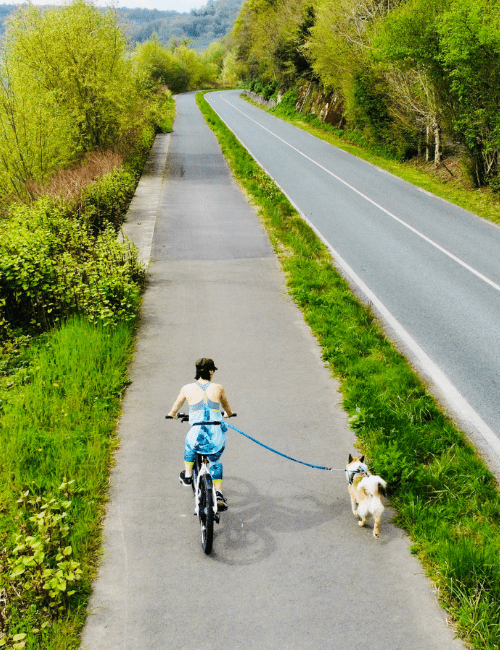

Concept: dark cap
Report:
left=195, top=358, right=217, bottom=371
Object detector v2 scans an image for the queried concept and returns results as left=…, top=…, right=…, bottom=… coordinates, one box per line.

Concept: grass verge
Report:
left=241, top=92, right=500, bottom=227
left=0, top=95, right=174, bottom=649
left=197, top=90, right=500, bottom=649
left=0, top=316, right=134, bottom=649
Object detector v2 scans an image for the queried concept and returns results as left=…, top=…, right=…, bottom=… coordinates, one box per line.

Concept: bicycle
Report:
left=166, top=411, right=236, bottom=554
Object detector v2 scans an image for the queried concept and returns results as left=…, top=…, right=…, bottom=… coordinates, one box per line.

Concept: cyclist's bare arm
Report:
left=167, top=387, right=187, bottom=418
left=219, top=388, right=233, bottom=417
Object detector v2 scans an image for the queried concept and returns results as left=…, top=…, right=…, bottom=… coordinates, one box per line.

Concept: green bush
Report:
left=1, top=484, right=83, bottom=648
left=272, top=89, right=299, bottom=117
left=79, top=168, right=137, bottom=234
left=0, top=192, right=145, bottom=338
left=121, top=123, right=157, bottom=178
left=262, top=81, right=278, bottom=100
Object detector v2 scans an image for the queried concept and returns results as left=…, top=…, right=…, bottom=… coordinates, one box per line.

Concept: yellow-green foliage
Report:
left=232, top=0, right=310, bottom=82
left=229, top=0, right=500, bottom=183
left=131, top=34, right=225, bottom=95
left=132, top=33, right=191, bottom=94
left=4, top=1, right=135, bottom=154
left=0, top=1, right=174, bottom=202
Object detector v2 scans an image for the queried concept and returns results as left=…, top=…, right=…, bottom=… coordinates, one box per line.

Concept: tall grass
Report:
left=0, top=316, right=134, bottom=648
left=25, top=150, right=125, bottom=205
left=197, top=90, right=500, bottom=649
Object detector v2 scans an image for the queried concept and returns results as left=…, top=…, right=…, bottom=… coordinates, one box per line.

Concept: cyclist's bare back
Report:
left=168, top=381, right=233, bottom=418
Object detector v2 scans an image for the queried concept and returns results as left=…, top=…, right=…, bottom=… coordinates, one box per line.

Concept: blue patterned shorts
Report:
left=184, top=444, right=225, bottom=480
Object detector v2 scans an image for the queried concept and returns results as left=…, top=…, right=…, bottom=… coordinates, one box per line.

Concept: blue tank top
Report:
left=186, top=381, right=227, bottom=454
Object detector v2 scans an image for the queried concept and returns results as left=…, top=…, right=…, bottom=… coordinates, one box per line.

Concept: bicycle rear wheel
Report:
left=191, top=461, right=198, bottom=495
left=199, top=474, right=214, bottom=554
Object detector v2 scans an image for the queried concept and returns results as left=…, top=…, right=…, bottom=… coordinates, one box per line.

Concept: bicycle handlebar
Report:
left=166, top=412, right=237, bottom=422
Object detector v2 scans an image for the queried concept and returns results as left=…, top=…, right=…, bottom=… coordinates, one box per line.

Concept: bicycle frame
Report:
left=193, top=454, right=219, bottom=521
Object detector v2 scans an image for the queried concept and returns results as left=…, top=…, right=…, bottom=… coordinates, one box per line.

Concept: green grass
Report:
left=241, top=92, right=500, bottom=227
left=0, top=316, right=135, bottom=648
left=197, top=90, right=500, bottom=649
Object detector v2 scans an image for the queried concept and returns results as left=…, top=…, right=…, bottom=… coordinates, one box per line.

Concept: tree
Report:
left=307, top=0, right=401, bottom=91
left=132, top=33, right=190, bottom=93
left=437, top=0, right=500, bottom=185
left=306, top=0, right=403, bottom=150
left=0, top=60, right=75, bottom=198
left=373, top=0, right=450, bottom=164
left=273, top=5, right=316, bottom=83
left=6, top=0, right=133, bottom=153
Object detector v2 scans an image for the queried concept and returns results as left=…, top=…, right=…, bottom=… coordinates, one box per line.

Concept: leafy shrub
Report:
left=79, top=168, right=137, bottom=234
left=272, top=89, right=299, bottom=116
left=0, top=483, right=83, bottom=648
left=248, top=78, right=278, bottom=101
left=0, top=192, right=145, bottom=338
left=262, top=81, right=278, bottom=100
left=121, top=123, right=157, bottom=178
left=146, top=89, right=176, bottom=135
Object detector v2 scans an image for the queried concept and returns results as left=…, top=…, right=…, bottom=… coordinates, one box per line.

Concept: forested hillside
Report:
left=0, top=0, right=243, bottom=50
left=122, top=0, right=243, bottom=50
left=229, top=0, right=500, bottom=189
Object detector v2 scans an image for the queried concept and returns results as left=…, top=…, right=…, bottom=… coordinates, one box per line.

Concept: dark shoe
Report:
left=216, top=490, right=228, bottom=511
left=179, top=471, right=192, bottom=487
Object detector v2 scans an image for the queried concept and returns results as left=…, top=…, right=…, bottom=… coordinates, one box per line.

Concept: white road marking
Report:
left=217, top=94, right=500, bottom=294
left=305, top=215, right=500, bottom=459
left=206, top=92, right=500, bottom=460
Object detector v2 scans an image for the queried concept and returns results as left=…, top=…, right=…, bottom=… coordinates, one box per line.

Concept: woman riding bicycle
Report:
left=167, top=358, right=234, bottom=511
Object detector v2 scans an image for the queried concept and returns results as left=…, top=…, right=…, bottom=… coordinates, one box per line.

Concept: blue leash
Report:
left=225, top=421, right=342, bottom=472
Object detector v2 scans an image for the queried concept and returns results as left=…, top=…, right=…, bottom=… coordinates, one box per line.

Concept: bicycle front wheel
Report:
left=199, top=474, right=214, bottom=554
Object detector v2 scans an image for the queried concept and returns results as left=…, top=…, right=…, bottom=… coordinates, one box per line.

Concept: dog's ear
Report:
left=378, top=483, right=387, bottom=497
left=348, top=454, right=353, bottom=463
left=360, top=455, right=364, bottom=463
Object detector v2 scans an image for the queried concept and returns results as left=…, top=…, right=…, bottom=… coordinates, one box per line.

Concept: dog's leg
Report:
left=350, top=493, right=358, bottom=517
left=358, top=515, right=367, bottom=528
left=373, top=514, right=381, bottom=538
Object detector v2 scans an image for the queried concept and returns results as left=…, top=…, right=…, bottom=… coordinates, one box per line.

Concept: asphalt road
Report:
left=80, top=93, right=462, bottom=649
left=206, top=90, right=500, bottom=469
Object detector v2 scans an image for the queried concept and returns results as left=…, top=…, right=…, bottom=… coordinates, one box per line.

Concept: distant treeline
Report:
left=0, top=0, right=243, bottom=50
left=229, top=0, right=500, bottom=188
left=122, top=0, right=243, bottom=50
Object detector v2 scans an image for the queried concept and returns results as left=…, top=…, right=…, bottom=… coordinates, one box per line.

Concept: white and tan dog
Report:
left=346, top=454, right=387, bottom=538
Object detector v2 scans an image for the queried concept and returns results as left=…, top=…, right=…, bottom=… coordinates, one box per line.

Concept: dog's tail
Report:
left=358, top=475, right=387, bottom=497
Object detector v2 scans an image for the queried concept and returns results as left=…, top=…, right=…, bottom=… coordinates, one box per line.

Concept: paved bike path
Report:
left=81, top=93, right=462, bottom=650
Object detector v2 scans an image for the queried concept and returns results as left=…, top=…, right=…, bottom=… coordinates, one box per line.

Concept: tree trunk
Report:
left=471, top=142, right=486, bottom=187
left=434, top=122, right=441, bottom=166
left=298, top=82, right=312, bottom=113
